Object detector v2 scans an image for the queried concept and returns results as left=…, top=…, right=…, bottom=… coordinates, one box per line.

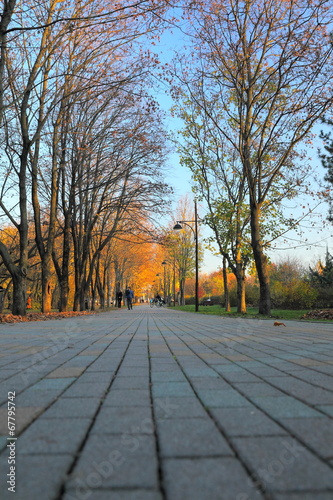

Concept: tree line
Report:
left=171, top=0, right=333, bottom=315
left=2, top=0, right=333, bottom=316
left=193, top=254, right=333, bottom=311
left=0, top=0, right=173, bottom=315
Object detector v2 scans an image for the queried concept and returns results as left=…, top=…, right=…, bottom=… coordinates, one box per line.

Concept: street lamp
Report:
left=173, top=200, right=199, bottom=312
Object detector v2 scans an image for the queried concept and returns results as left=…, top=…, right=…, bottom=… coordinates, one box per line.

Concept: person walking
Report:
left=125, top=287, right=134, bottom=310
left=116, top=290, right=123, bottom=308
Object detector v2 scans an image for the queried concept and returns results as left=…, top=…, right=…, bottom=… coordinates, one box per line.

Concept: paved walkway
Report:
left=0, top=306, right=333, bottom=500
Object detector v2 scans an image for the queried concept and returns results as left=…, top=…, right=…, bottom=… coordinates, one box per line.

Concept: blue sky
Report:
left=150, top=20, right=333, bottom=274
left=156, top=90, right=333, bottom=273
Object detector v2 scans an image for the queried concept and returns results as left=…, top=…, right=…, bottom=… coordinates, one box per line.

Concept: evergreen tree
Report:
left=309, top=250, right=333, bottom=288
left=320, top=121, right=333, bottom=222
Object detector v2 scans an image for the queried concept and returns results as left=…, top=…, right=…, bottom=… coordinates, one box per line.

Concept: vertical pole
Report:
left=173, top=255, right=176, bottom=307
left=163, top=265, right=166, bottom=303
left=195, top=200, right=199, bottom=312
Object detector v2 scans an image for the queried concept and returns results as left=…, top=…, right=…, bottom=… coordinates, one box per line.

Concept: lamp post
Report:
left=173, top=200, right=199, bottom=312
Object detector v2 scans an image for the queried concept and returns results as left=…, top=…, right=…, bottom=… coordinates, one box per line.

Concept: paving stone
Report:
left=182, top=366, right=219, bottom=377
left=46, top=367, right=86, bottom=378
left=162, top=457, right=264, bottom=500
left=62, top=381, right=110, bottom=398
left=234, top=382, right=286, bottom=398
left=291, top=372, right=333, bottom=391
left=17, top=417, right=91, bottom=455
left=40, top=397, right=100, bottom=419
left=111, top=376, right=150, bottom=389
left=210, top=407, right=288, bottom=437
left=215, top=365, right=261, bottom=383
left=116, top=367, right=150, bottom=377
left=85, top=361, right=121, bottom=372
left=189, top=376, right=232, bottom=390
left=278, top=417, right=333, bottom=459
left=157, top=417, right=233, bottom=457
left=232, top=436, right=333, bottom=492
left=271, top=493, right=333, bottom=500
left=120, top=362, right=150, bottom=370
left=151, top=371, right=187, bottom=382
left=316, top=405, right=333, bottom=417
left=313, top=365, right=333, bottom=375
left=103, top=389, right=151, bottom=407
left=0, top=368, right=45, bottom=399
left=0, top=453, right=74, bottom=500
left=152, top=381, right=194, bottom=398
left=67, top=434, right=158, bottom=490
left=77, top=349, right=105, bottom=356
left=91, top=406, right=153, bottom=435
left=251, top=395, right=325, bottom=418
left=76, top=371, right=115, bottom=383
left=150, top=363, right=182, bottom=373
left=262, top=377, right=333, bottom=405
left=199, top=388, right=253, bottom=408
left=153, top=396, right=208, bottom=419
left=63, top=490, right=163, bottom=500
left=30, top=377, right=77, bottom=391
left=62, top=355, right=98, bottom=367
left=1, top=308, right=333, bottom=499
left=200, top=353, right=231, bottom=363
left=0, top=368, right=25, bottom=380
left=15, top=389, right=64, bottom=407
left=246, top=365, right=288, bottom=377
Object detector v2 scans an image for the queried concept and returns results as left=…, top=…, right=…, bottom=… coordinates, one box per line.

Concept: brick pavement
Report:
left=0, top=306, right=332, bottom=500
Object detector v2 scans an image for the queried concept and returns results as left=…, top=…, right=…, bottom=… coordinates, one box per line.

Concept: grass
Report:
left=171, top=305, right=325, bottom=321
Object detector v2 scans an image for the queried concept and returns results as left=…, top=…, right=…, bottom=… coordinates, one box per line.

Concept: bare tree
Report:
left=176, top=0, right=333, bottom=314
left=174, top=101, right=251, bottom=312
left=168, top=196, right=201, bottom=305
left=0, top=0, right=172, bottom=314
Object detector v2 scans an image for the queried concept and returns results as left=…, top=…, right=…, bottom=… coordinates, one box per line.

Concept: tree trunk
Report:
left=236, top=271, right=246, bottom=314
left=0, top=280, right=10, bottom=313
left=179, top=277, right=186, bottom=305
left=73, top=257, right=83, bottom=311
left=73, top=289, right=79, bottom=311
left=96, top=272, right=105, bottom=309
left=251, top=205, right=271, bottom=315
left=58, top=277, right=69, bottom=312
left=59, top=217, right=71, bottom=311
left=0, top=241, right=27, bottom=315
left=222, top=257, right=231, bottom=311
left=12, top=272, right=26, bottom=316
left=79, top=283, right=88, bottom=311
left=56, top=244, right=70, bottom=311
left=235, top=252, right=247, bottom=313
left=52, top=222, right=70, bottom=313
left=41, top=271, right=52, bottom=313
left=41, top=254, right=53, bottom=313
left=16, top=155, right=29, bottom=316
left=91, top=285, right=96, bottom=311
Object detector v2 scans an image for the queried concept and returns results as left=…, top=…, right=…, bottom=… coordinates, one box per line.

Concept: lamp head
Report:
left=173, top=222, right=182, bottom=230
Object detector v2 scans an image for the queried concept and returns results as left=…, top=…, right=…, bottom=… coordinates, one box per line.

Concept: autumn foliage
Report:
left=0, top=311, right=94, bottom=323
left=2, top=0, right=333, bottom=317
